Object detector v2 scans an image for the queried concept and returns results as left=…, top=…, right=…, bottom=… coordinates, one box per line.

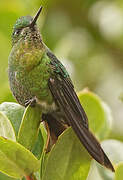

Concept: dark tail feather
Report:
left=103, top=150, right=115, bottom=171
left=48, top=78, right=115, bottom=172
left=60, top=100, right=115, bottom=172
left=69, top=116, right=115, bottom=172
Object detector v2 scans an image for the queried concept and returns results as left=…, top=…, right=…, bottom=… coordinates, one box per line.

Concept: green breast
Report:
left=8, top=40, right=53, bottom=107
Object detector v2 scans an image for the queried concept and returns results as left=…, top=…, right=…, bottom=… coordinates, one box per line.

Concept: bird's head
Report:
left=12, top=6, right=43, bottom=45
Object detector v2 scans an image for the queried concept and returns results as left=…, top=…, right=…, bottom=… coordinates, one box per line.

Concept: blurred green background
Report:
left=0, top=0, right=123, bottom=140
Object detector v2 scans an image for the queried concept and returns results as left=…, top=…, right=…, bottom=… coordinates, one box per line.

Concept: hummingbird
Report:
left=8, top=6, right=114, bottom=172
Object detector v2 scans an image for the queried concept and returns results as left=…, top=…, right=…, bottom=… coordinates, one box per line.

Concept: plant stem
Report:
left=25, top=176, right=32, bottom=180
left=25, top=175, right=36, bottom=180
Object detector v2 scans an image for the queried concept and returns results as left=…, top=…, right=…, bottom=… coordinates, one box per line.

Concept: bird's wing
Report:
left=47, top=51, right=114, bottom=172
left=47, top=51, right=88, bottom=129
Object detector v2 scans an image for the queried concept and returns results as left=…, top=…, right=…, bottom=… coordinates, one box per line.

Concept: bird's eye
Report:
left=13, top=29, right=21, bottom=36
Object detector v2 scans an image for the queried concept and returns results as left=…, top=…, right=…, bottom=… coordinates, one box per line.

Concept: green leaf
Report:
left=18, top=105, right=42, bottom=151
left=0, top=172, right=18, bottom=180
left=42, top=128, right=91, bottom=180
left=40, top=151, right=49, bottom=180
left=33, top=171, right=41, bottom=180
left=0, top=102, right=44, bottom=159
left=87, top=162, right=103, bottom=180
left=78, top=90, right=112, bottom=140
left=0, top=111, right=16, bottom=141
left=40, top=123, right=47, bottom=145
left=40, top=124, right=49, bottom=179
left=31, top=123, right=47, bottom=160
left=0, top=102, right=25, bottom=137
left=115, top=163, right=123, bottom=180
left=94, top=140, right=123, bottom=180
left=32, top=129, right=44, bottom=159
left=0, top=136, right=40, bottom=179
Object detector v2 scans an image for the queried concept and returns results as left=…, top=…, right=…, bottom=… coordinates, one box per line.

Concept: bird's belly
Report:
left=9, top=65, right=54, bottom=110
left=36, top=98, right=57, bottom=113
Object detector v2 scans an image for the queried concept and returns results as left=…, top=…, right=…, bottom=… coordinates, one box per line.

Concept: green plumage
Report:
left=8, top=7, right=115, bottom=172
left=9, top=14, right=70, bottom=112
left=9, top=15, right=56, bottom=111
left=9, top=44, right=53, bottom=108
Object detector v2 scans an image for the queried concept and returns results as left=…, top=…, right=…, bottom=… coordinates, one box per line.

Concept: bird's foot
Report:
left=41, top=113, right=47, bottom=122
left=25, top=97, right=37, bottom=107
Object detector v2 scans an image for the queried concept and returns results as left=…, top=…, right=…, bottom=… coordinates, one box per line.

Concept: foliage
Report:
left=0, top=0, right=123, bottom=179
left=0, top=91, right=123, bottom=179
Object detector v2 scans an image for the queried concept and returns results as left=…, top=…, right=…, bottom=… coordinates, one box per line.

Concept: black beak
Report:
left=29, top=6, right=43, bottom=28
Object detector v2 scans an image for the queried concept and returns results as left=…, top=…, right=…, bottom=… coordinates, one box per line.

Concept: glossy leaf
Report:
left=90, top=140, right=123, bottom=180
left=0, top=111, right=16, bottom=141
left=40, top=151, right=49, bottom=180
left=40, top=124, right=49, bottom=179
left=0, top=136, right=40, bottom=178
left=32, top=129, right=44, bottom=160
left=0, top=102, right=25, bottom=137
left=40, top=123, right=47, bottom=144
left=115, top=163, right=123, bottom=180
left=18, top=105, right=42, bottom=151
left=78, top=90, right=112, bottom=140
left=0, top=102, right=44, bottom=159
left=87, top=162, right=103, bottom=180
left=0, top=172, right=18, bottom=180
left=42, top=128, right=91, bottom=180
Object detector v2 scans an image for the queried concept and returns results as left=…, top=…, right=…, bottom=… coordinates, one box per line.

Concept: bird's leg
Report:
left=42, top=113, right=68, bottom=153
left=25, top=97, right=37, bottom=107
left=42, top=113, right=59, bottom=153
